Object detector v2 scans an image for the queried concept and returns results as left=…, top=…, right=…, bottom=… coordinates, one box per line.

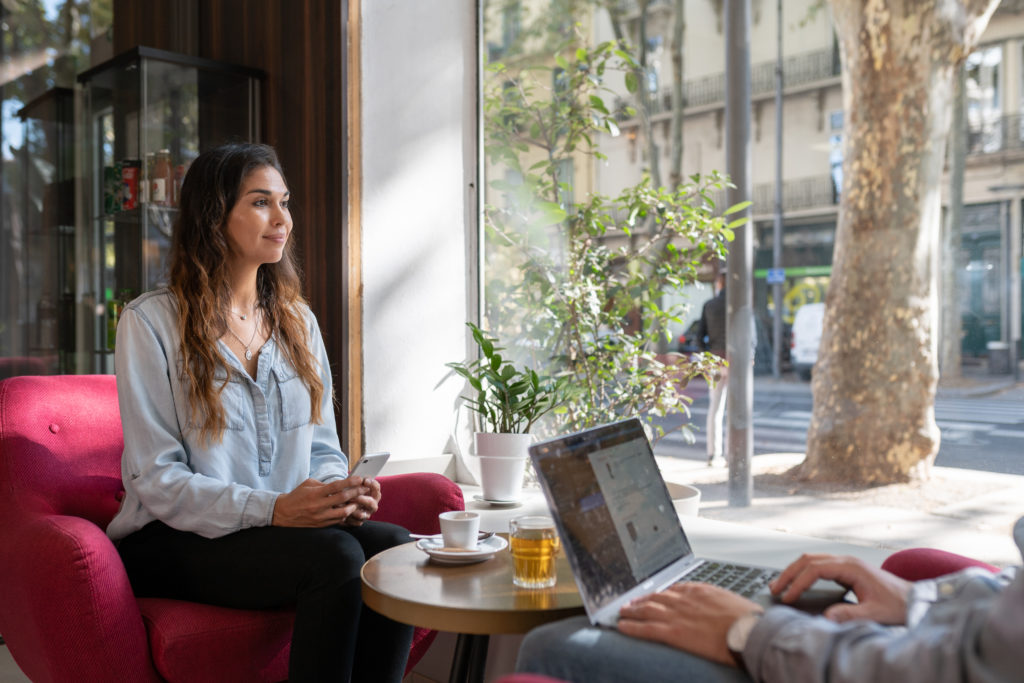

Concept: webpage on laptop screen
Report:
left=589, top=440, right=688, bottom=580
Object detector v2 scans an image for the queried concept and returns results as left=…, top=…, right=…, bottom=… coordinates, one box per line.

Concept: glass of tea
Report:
left=509, top=515, right=559, bottom=588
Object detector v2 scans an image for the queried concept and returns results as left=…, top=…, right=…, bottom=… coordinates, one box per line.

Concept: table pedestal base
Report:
left=449, top=633, right=490, bottom=683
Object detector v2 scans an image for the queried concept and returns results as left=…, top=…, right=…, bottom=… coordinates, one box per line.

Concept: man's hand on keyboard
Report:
left=770, top=553, right=911, bottom=625
left=618, top=582, right=763, bottom=667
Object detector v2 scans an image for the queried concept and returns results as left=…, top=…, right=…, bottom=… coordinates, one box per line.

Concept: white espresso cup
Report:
left=439, top=510, right=481, bottom=550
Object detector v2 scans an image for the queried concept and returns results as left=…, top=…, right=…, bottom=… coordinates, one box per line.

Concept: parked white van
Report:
left=790, top=302, right=825, bottom=380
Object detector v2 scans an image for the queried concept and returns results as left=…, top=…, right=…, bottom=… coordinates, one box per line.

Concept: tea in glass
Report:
left=510, top=515, right=559, bottom=588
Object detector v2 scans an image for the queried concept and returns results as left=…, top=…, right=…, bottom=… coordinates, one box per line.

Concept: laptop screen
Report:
left=529, top=418, right=693, bottom=614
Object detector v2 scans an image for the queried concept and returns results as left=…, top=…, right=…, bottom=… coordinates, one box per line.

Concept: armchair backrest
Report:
left=0, top=374, right=124, bottom=528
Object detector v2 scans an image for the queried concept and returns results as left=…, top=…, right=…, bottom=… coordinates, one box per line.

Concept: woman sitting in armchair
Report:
left=108, top=142, right=412, bottom=683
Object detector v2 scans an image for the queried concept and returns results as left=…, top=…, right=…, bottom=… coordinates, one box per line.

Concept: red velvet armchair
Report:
left=0, top=374, right=464, bottom=682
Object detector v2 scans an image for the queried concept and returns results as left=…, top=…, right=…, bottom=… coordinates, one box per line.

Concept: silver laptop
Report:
left=529, top=417, right=844, bottom=627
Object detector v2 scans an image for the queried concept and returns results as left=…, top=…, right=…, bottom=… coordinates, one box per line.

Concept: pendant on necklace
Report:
left=239, top=314, right=248, bottom=320
left=245, top=349, right=253, bottom=361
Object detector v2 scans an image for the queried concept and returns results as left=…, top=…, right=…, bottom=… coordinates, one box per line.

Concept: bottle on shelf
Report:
left=103, top=162, right=122, bottom=215
left=151, top=149, right=172, bottom=206
left=120, top=159, right=141, bottom=210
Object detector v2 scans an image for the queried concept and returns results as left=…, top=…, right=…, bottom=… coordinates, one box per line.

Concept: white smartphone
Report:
left=350, top=451, right=390, bottom=480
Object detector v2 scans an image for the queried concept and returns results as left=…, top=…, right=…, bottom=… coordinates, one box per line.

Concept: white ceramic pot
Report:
left=474, top=432, right=533, bottom=459
left=665, top=482, right=702, bottom=517
left=474, top=432, right=533, bottom=502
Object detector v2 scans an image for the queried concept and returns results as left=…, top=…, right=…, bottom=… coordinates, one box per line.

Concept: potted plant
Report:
left=447, top=322, right=563, bottom=501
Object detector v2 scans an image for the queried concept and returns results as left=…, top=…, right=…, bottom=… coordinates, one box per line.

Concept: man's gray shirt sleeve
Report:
left=743, top=519, right=1024, bottom=683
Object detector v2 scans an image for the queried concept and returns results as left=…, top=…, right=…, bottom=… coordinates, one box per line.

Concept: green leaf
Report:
left=536, top=201, right=568, bottom=226
left=613, top=49, right=637, bottom=66
left=624, top=71, right=638, bottom=94
left=722, top=200, right=752, bottom=215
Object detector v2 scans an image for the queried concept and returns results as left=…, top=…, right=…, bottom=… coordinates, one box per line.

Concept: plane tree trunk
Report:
left=801, top=0, right=998, bottom=484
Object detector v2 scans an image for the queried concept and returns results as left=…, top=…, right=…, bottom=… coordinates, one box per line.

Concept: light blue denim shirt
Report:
left=106, top=289, right=349, bottom=541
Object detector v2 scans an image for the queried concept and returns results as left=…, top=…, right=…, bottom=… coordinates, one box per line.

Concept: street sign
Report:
left=766, top=268, right=786, bottom=284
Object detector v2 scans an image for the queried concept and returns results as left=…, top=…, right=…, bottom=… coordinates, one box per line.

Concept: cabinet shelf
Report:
left=94, top=203, right=180, bottom=222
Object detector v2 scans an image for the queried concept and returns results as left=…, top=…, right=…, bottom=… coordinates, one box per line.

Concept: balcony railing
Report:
left=619, top=0, right=673, bottom=14
left=967, top=114, right=1024, bottom=157
left=704, top=175, right=838, bottom=216
left=617, top=46, right=840, bottom=117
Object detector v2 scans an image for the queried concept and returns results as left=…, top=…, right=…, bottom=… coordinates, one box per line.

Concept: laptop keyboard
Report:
left=685, top=561, right=780, bottom=598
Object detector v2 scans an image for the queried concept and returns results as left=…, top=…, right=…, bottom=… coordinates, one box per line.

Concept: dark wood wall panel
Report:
left=113, top=0, right=356, bottom=456
left=112, top=0, right=199, bottom=54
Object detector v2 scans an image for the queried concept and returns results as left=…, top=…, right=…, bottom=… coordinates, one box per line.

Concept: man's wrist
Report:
left=726, top=609, right=764, bottom=670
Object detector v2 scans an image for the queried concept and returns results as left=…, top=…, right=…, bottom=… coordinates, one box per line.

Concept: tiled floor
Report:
left=0, top=645, right=29, bottom=682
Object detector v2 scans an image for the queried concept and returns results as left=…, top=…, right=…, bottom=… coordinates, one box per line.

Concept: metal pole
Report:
left=725, top=0, right=753, bottom=507
left=772, top=0, right=784, bottom=379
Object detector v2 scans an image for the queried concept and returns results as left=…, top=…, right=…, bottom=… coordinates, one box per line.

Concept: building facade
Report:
left=599, top=0, right=1024, bottom=366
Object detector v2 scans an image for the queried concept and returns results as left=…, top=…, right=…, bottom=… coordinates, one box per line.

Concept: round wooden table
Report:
left=361, top=537, right=584, bottom=683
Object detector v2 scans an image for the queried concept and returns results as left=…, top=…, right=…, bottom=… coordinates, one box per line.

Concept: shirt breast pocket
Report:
left=274, top=364, right=312, bottom=431
left=180, top=365, right=250, bottom=432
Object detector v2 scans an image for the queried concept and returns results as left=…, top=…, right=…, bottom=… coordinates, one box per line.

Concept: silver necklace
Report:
left=226, top=311, right=260, bottom=361
left=230, top=305, right=257, bottom=321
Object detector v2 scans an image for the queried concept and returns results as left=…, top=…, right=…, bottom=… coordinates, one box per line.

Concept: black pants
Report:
left=118, top=520, right=415, bottom=683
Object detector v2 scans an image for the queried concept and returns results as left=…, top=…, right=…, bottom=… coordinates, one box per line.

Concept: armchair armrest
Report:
left=0, top=514, right=160, bottom=682
left=375, top=473, right=465, bottom=535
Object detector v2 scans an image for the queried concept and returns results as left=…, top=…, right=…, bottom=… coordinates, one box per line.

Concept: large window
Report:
left=479, top=1, right=739, bottom=439
left=1, top=0, right=112, bottom=378
left=965, top=43, right=1003, bottom=154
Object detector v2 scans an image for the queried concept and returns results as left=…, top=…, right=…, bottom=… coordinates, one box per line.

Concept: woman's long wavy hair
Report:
left=169, top=142, right=324, bottom=443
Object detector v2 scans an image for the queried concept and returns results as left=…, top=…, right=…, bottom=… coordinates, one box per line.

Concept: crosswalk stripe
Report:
left=990, top=429, right=1024, bottom=439
left=935, top=412, right=1021, bottom=425
left=753, top=417, right=811, bottom=429
left=937, top=421, right=996, bottom=432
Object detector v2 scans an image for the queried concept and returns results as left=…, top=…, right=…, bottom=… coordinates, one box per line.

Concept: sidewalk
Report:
left=657, top=453, right=1024, bottom=568
left=751, top=359, right=1023, bottom=400
left=658, top=361, right=1024, bottom=567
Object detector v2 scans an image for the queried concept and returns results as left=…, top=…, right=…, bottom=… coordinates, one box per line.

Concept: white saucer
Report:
left=472, top=494, right=522, bottom=508
left=415, top=535, right=509, bottom=565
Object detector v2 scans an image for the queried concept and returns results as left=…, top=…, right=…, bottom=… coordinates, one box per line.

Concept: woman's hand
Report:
left=617, top=582, right=761, bottom=667
left=272, top=477, right=378, bottom=528
left=344, top=476, right=381, bottom=527
left=771, top=553, right=911, bottom=625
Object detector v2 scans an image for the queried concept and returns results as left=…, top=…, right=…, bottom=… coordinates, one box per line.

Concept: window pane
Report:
left=480, top=1, right=732, bottom=436
left=1, top=0, right=112, bottom=377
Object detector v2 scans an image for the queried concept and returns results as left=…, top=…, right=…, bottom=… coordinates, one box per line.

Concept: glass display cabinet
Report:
left=78, top=46, right=264, bottom=372
left=15, top=87, right=76, bottom=377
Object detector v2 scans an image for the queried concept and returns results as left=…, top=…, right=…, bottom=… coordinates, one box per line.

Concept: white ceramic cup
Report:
left=439, top=510, right=481, bottom=550
left=478, top=454, right=527, bottom=502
